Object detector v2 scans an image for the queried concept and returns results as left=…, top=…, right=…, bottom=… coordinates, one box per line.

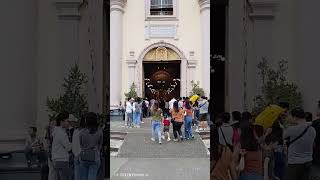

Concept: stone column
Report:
left=110, top=0, right=126, bottom=109
left=126, top=60, right=137, bottom=93
left=54, top=1, right=81, bottom=74
left=248, top=0, right=278, bottom=104
left=180, top=58, right=187, bottom=97
left=199, top=0, right=210, bottom=97
left=187, top=60, right=197, bottom=95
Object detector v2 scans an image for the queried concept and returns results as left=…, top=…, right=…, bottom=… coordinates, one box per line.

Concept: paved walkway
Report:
left=110, top=117, right=210, bottom=180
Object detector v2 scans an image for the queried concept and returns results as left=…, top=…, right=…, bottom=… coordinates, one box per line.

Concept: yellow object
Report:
left=254, top=105, right=285, bottom=129
left=190, top=95, right=199, bottom=104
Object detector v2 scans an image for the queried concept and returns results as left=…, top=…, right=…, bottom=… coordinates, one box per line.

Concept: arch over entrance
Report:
left=136, top=41, right=188, bottom=99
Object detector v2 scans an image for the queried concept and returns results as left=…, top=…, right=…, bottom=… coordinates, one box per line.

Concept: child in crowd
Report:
left=162, top=113, right=171, bottom=142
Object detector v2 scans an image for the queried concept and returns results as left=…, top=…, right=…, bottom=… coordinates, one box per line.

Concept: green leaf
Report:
left=46, top=63, right=88, bottom=120
left=253, top=59, right=302, bottom=115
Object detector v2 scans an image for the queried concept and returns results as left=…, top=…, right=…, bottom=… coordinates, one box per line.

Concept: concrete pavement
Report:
left=110, top=116, right=210, bottom=180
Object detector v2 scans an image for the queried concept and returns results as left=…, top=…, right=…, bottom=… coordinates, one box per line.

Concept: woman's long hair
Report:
left=173, top=101, right=179, bottom=112
left=185, top=100, right=191, bottom=110
left=240, top=125, right=260, bottom=151
left=85, top=112, right=99, bottom=134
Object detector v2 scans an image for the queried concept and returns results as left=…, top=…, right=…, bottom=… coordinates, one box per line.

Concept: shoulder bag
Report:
left=286, top=126, right=310, bottom=148
left=80, top=148, right=96, bottom=162
left=219, top=127, right=234, bottom=152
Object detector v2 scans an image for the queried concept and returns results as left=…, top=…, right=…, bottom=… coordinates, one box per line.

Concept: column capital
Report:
left=198, top=0, right=210, bottom=12
left=54, top=0, right=82, bottom=20
left=187, top=60, right=197, bottom=68
left=110, top=0, right=127, bottom=13
left=249, top=0, right=279, bottom=20
left=126, top=60, right=137, bottom=67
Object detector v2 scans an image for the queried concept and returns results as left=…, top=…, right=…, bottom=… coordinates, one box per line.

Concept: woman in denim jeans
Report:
left=79, top=112, right=103, bottom=180
left=150, top=101, right=163, bottom=144
left=184, top=100, right=194, bottom=139
left=72, top=115, right=86, bottom=180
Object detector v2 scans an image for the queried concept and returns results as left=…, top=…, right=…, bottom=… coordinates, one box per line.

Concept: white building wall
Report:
left=0, top=0, right=37, bottom=141
left=122, top=0, right=203, bottom=101
left=292, top=0, right=320, bottom=114
left=228, top=0, right=320, bottom=114
left=35, top=0, right=61, bottom=137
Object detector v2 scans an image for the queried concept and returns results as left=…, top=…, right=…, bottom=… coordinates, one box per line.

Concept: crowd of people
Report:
left=122, top=95, right=210, bottom=144
left=24, top=112, right=107, bottom=180
left=212, top=101, right=320, bottom=180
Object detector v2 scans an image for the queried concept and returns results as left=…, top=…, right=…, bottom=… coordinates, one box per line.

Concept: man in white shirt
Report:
left=144, top=98, right=150, bottom=117
left=52, top=112, right=72, bottom=180
left=165, top=100, right=169, bottom=115
left=126, top=98, right=134, bottom=128
left=169, top=97, right=177, bottom=110
left=178, top=97, right=183, bottom=108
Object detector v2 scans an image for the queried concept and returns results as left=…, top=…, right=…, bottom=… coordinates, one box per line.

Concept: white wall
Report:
left=292, top=0, right=320, bottom=113
left=227, top=0, right=245, bottom=112
left=0, top=0, right=37, bottom=140
left=228, top=0, right=320, bottom=114
left=35, top=0, right=61, bottom=136
left=122, top=0, right=203, bottom=101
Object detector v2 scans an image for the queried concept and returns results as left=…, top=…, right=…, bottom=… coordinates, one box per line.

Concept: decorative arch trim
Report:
left=138, top=41, right=187, bottom=62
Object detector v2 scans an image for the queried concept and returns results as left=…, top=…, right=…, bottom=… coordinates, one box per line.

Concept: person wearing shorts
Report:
left=199, top=96, right=209, bottom=131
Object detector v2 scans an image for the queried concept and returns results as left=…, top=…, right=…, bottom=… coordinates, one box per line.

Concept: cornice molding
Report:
left=126, top=60, right=137, bottom=68
left=54, top=0, right=82, bottom=20
left=110, top=0, right=127, bottom=13
left=199, top=0, right=210, bottom=12
left=249, top=0, right=278, bottom=20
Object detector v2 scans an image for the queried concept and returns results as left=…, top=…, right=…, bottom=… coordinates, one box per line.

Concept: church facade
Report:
left=110, top=0, right=210, bottom=108
left=1, top=0, right=320, bottom=150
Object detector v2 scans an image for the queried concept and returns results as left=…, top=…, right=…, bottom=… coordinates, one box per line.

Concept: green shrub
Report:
left=252, top=58, right=302, bottom=114
left=46, top=63, right=88, bottom=120
left=125, top=83, right=138, bottom=99
left=190, top=80, right=205, bottom=97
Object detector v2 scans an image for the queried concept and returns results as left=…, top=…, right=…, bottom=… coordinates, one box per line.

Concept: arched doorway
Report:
left=137, top=42, right=188, bottom=100
left=143, top=47, right=181, bottom=101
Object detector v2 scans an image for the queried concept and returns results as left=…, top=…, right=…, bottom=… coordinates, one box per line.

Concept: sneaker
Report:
left=195, top=129, right=200, bottom=133
left=180, top=136, right=184, bottom=141
left=191, top=135, right=195, bottom=139
left=137, top=125, right=141, bottom=128
left=159, top=141, right=162, bottom=144
left=167, top=138, right=171, bottom=142
left=173, top=139, right=178, bottom=142
left=141, top=121, right=145, bottom=124
left=151, top=138, right=155, bottom=142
